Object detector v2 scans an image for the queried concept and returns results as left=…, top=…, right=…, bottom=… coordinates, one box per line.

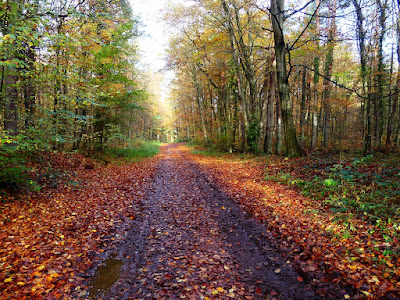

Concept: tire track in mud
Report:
left=91, top=144, right=341, bottom=299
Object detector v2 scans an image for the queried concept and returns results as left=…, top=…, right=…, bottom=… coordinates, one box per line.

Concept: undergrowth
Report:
left=264, top=153, right=400, bottom=226
left=0, top=132, right=45, bottom=194
left=105, top=140, right=161, bottom=162
left=190, top=149, right=223, bottom=157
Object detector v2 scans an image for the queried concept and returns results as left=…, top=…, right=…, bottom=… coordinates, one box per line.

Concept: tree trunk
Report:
left=192, top=68, right=209, bottom=141
left=351, top=0, right=371, bottom=154
left=276, top=94, right=282, bottom=155
left=220, top=0, right=249, bottom=150
left=4, top=72, right=19, bottom=136
left=300, top=65, right=307, bottom=143
left=387, top=1, right=400, bottom=148
left=271, top=0, right=301, bottom=157
left=374, top=0, right=388, bottom=149
left=264, top=70, right=275, bottom=154
left=322, top=0, right=336, bottom=147
left=258, top=74, right=269, bottom=150
left=311, top=0, right=320, bottom=152
left=386, top=44, right=395, bottom=148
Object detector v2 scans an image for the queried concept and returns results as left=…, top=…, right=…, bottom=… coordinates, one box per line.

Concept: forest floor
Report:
left=0, top=144, right=399, bottom=299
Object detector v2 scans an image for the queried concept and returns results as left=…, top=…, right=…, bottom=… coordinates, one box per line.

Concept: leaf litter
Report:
left=188, top=146, right=400, bottom=299
left=2, top=144, right=392, bottom=299
left=0, top=153, right=158, bottom=299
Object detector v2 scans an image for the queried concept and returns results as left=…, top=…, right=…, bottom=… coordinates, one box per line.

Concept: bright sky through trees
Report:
left=129, top=0, right=183, bottom=105
left=129, top=0, right=170, bottom=71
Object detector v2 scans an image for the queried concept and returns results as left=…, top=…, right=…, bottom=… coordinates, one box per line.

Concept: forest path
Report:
left=90, top=144, right=331, bottom=300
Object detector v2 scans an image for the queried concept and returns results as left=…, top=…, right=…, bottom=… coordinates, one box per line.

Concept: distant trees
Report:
left=166, top=0, right=400, bottom=156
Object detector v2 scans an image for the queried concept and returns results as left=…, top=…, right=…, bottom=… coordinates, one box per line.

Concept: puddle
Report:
left=88, top=255, right=123, bottom=298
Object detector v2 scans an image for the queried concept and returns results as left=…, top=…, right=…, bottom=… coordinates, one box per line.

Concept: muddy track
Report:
left=88, top=144, right=342, bottom=299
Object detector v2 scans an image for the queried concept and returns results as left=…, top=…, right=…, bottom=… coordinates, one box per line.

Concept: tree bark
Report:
left=374, top=0, right=388, bottom=149
left=192, top=68, right=209, bottom=141
left=271, top=0, right=301, bottom=157
left=351, top=0, right=371, bottom=154
left=264, top=70, right=275, bottom=154
left=311, top=0, right=320, bottom=152
left=220, top=0, right=249, bottom=150
left=322, top=0, right=336, bottom=147
left=300, top=65, right=307, bottom=143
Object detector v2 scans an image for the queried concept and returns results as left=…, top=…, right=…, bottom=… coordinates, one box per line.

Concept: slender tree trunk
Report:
left=365, top=61, right=374, bottom=154
left=221, top=0, right=249, bottom=150
left=311, top=0, right=320, bottom=152
left=271, top=0, right=301, bottom=157
left=300, top=65, right=307, bottom=143
left=394, top=1, right=400, bottom=145
left=0, top=66, right=5, bottom=118
left=4, top=72, right=19, bottom=136
left=374, top=0, right=388, bottom=149
left=386, top=44, right=395, bottom=148
left=276, top=93, right=282, bottom=155
left=322, top=0, right=336, bottom=147
left=352, top=0, right=371, bottom=154
left=192, top=69, right=208, bottom=141
left=2, top=0, right=21, bottom=136
left=24, top=51, right=35, bottom=129
left=264, top=70, right=275, bottom=154
left=388, top=1, right=400, bottom=148
left=258, top=74, right=269, bottom=150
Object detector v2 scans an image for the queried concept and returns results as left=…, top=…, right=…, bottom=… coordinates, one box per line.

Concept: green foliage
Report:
left=323, top=178, right=338, bottom=187
left=191, top=149, right=221, bottom=157
left=105, top=140, right=161, bottom=162
left=0, top=132, right=44, bottom=192
left=264, top=155, right=400, bottom=225
left=0, top=151, right=27, bottom=190
left=248, top=120, right=260, bottom=153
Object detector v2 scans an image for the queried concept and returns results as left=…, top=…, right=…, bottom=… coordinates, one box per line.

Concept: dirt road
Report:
left=88, top=144, right=341, bottom=299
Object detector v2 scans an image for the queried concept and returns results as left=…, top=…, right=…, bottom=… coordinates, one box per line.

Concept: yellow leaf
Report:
left=217, top=287, right=224, bottom=292
left=4, top=277, right=12, bottom=283
left=37, top=264, right=45, bottom=271
left=212, top=290, right=219, bottom=295
left=17, top=282, right=26, bottom=286
left=344, top=294, right=350, bottom=299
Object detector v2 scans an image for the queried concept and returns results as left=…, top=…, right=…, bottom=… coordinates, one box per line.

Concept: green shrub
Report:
left=0, top=131, right=46, bottom=192
left=323, top=178, right=339, bottom=187
left=105, top=140, right=161, bottom=161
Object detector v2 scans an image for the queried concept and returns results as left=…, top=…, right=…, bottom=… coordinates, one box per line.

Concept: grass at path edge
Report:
left=105, top=141, right=162, bottom=162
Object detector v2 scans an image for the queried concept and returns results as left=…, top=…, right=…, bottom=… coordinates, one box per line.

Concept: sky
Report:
left=129, top=0, right=171, bottom=72
left=128, top=0, right=178, bottom=104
